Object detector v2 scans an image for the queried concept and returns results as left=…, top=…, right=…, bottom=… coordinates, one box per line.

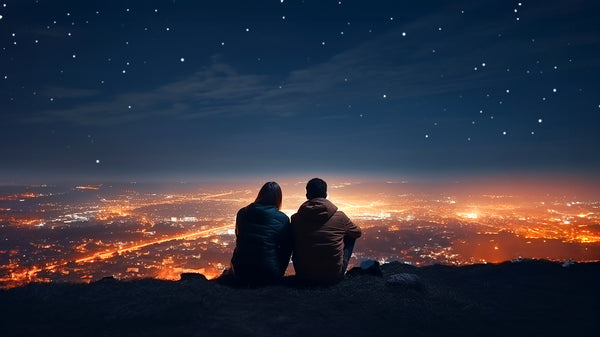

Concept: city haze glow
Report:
left=1, top=176, right=599, bottom=289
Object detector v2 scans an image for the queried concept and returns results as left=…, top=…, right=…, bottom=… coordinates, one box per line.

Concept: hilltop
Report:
left=1, top=260, right=598, bottom=337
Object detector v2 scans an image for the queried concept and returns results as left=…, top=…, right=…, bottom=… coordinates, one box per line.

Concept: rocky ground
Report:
left=1, top=260, right=598, bottom=337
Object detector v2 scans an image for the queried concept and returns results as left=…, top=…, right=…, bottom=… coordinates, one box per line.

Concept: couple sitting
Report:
left=230, top=178, right=362, bottom=285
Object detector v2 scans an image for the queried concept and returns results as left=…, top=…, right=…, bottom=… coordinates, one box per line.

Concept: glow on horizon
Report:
left=1, top=175, right=599, bottom=289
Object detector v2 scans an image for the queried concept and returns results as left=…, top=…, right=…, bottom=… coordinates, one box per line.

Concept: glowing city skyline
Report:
left=2, top=178, right=598, bottom=289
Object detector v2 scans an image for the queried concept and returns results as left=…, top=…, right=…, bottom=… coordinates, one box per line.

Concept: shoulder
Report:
left=255, top=204, right=289, bottom=225
left=236, top=206, right=246, bottom=218
left=334, top=210, right=350, bottom=220
left=333, top=210, right=355, bottom=226
left=273, top=209, right=290, bottom=225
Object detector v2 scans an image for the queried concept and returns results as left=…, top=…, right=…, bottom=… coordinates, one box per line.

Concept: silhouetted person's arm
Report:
left=341, top=212, right=361, bottom=239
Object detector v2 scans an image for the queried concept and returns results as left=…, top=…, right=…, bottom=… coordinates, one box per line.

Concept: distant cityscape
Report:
left=1, top=179, right=599, bottom=289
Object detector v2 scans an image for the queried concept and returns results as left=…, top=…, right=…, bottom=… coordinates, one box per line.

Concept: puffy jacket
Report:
left=231, top=202, right=292, bottom=284
left=291, top=198, right=362, bottom=283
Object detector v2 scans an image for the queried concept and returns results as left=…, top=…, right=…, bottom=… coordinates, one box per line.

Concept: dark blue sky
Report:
left=1, top=0, right=599, bottom=183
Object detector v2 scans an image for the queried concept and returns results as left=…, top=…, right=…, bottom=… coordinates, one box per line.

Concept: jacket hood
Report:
left=296, top=198, right=338, bottom=226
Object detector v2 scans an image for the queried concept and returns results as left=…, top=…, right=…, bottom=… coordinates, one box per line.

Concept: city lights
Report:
left=1, top=179, right=599, bottom=289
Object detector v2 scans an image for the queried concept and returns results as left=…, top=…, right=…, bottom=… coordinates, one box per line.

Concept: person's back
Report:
left=291, top=178, right=361, bottom=284
left=231, top=182, right=291, bottom=285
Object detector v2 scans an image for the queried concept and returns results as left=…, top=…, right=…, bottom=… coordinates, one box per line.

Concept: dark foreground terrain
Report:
left=1, top=260, right=599, bottom=337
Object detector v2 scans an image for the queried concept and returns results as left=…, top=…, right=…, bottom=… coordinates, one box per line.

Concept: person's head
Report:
left=255, top=181, right=283, bottom=210
left=306, top=178, right=327, bottom=200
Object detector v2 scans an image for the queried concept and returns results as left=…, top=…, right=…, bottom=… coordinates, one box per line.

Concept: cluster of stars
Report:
left=0, top=0, right=598, bottom=176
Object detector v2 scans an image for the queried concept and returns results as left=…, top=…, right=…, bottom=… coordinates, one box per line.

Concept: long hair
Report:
left=255, top=181, right=283, bottom=210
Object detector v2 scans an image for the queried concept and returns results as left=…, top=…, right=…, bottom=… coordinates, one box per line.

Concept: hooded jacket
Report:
left=291, top=198, right=361, bottom=283
left=231, top=202, right=292, bottom=284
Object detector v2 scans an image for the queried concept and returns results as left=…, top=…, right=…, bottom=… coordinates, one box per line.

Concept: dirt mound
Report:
left=1, top=260, right=598, bottom=337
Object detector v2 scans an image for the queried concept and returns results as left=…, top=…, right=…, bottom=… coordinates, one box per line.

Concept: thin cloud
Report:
left=28, top=2, right=589, bottom=126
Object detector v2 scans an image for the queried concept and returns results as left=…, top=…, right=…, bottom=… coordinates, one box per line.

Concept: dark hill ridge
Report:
left=1, top=260, right=598, bottom=337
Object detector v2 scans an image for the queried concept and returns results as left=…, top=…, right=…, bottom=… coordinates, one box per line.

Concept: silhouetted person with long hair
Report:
left=291, top=178, right=362, bottom=284
left=230, top=181, right=292, bottom=285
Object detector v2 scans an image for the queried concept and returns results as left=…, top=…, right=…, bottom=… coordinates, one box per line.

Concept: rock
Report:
left=360, top=259, right=383, bottom=276
left=562, top=259, right=574, bottom=268
left=96, top=275, right=117, bottom=283
left=386, top=273, right=423, bottom=290
left=180, top=273, right=208, bottom=282
left=346, top=259, right=383, bottom=278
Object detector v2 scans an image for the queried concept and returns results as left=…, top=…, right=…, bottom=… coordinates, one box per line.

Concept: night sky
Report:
left=1, top=0, right=599, bottom=183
